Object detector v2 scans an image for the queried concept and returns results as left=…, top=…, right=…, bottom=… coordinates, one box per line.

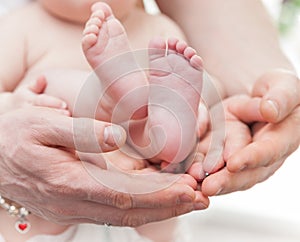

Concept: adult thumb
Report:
left=252, top=69, right=300, bottom=123
left=38, top=110, right=126, bottom=153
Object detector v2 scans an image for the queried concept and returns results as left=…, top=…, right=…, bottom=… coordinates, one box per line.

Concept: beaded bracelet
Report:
left=0, top=194, right=31, bottom=234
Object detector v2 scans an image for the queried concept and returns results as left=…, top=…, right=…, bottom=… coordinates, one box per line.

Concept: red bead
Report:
left=18, top=223, right=28, bottom=231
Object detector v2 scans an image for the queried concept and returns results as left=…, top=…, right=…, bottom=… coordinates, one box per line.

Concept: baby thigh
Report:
left=44, top=69, right=103, bottom=118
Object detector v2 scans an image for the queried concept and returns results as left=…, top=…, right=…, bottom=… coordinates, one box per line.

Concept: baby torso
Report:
left=2, top=2, right=185, bottom=90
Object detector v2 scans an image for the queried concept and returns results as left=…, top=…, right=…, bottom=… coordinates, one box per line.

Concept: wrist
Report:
left=0, top=194, right=31, bottom=234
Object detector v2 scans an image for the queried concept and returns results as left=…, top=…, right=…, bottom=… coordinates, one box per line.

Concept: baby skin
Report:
left=82, top=2, right=203, bottom=167
left=0, top=1, right=204, bottom=242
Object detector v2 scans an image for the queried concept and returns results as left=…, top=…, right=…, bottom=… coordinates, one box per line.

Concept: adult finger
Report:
left=252, top=69, right=300, bottom=123
left=202, top=101, right=226, bottom=173
left=77, top=150, right=148, bottom=171
left=197, top=101, right=209, bottom=138
left=79, top=162, right=206, bottom=207
left=187, top=152, right=206, bottom=181
left=227, top=95, right=265, bottom=123
left=201, top=160, right=283, bottom=196
left=202, top=132, right=225, bottom=174
left=227, top=106, right=300, bottom=172
left=52, top=197, right=206, bottom=227
left=223, top=120, right=251, bottom=162
left=42, top=161, right=209, bottom=209
left=31, top=108, right=126, bottom=152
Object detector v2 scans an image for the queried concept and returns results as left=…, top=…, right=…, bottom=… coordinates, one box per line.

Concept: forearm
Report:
left=157, top=0, right=294, bottom=96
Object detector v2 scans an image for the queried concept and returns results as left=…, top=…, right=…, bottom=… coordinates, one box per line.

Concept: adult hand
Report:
left=0, top=107, right=208, bottom=226
left=188, top=95, right=252, bottom=181
left=252, top=69, right=300, bottom=123
left=157, top=0, right=300, bottom=196
left=201, top=96, right=300, bottom=196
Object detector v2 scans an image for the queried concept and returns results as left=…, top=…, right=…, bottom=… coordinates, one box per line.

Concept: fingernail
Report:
left=180, top=194, right=194, bottom=203
left=194, top=202, right=207, bottom=210
left=61, top=102, right=67, bottom=109
left=266, top=100, right=279, bottom=119
left=215, top=188, right=223, bottom=196
left=193, top=192, right=208, bottom=210
left=104, top=125, right=125, bottom=147
left=239, top=165, right=247, bottom=171
left=58, top=110, right=71, bottom=116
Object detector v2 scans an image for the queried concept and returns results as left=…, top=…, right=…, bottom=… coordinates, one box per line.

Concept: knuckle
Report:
left=172, top=204, right=193, bottom=217
left=111, top=191, right=133, bottom=209
left=240, top=182, right=254, bottom=192
left=121, top=213, right=146, bottom=227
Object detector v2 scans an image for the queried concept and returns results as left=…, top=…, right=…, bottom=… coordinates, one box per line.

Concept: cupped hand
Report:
left=0, top=107, right=208, bottom=227
left=252, top=69, right=300, bottom=123
left=188, top=95, right=253, bottom=180
left=201, top=100, right=300, bottom=196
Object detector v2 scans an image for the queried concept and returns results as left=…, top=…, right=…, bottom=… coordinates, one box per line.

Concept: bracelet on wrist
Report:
left=0, top=194, right=31, bottom=234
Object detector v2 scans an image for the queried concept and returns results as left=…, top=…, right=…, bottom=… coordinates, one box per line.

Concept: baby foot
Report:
left=145, top=37, right=203, bottom=164
left=82, top=2, right=148, bottom=123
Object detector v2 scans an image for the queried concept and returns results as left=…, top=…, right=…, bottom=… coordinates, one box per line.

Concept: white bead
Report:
left=0, top=194, right=30, bottom=223
left=3, top=203, right=10, bottom=210
left=8, top=205, right=17, bottom=215
left=20, top=207, right=29, bottom=216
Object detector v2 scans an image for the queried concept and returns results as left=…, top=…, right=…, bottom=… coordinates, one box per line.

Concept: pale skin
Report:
left=80, top=2, right=204, bottom=165
left=1, top=0, right=201, bottom=165
left=46, top=6, right=205, bottom=242
left=2, top=1, right=298, bottom=195
left=157, top=0, right=300, bottom=195
left=0, top=108, right=207, bottom=242
left=2, top=0, right=298, bottom=240
left=0, top=0, right=209, bottom=241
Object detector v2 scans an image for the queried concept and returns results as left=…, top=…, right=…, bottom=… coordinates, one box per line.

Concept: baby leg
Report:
left=82, top=2, right=148, bottom=123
